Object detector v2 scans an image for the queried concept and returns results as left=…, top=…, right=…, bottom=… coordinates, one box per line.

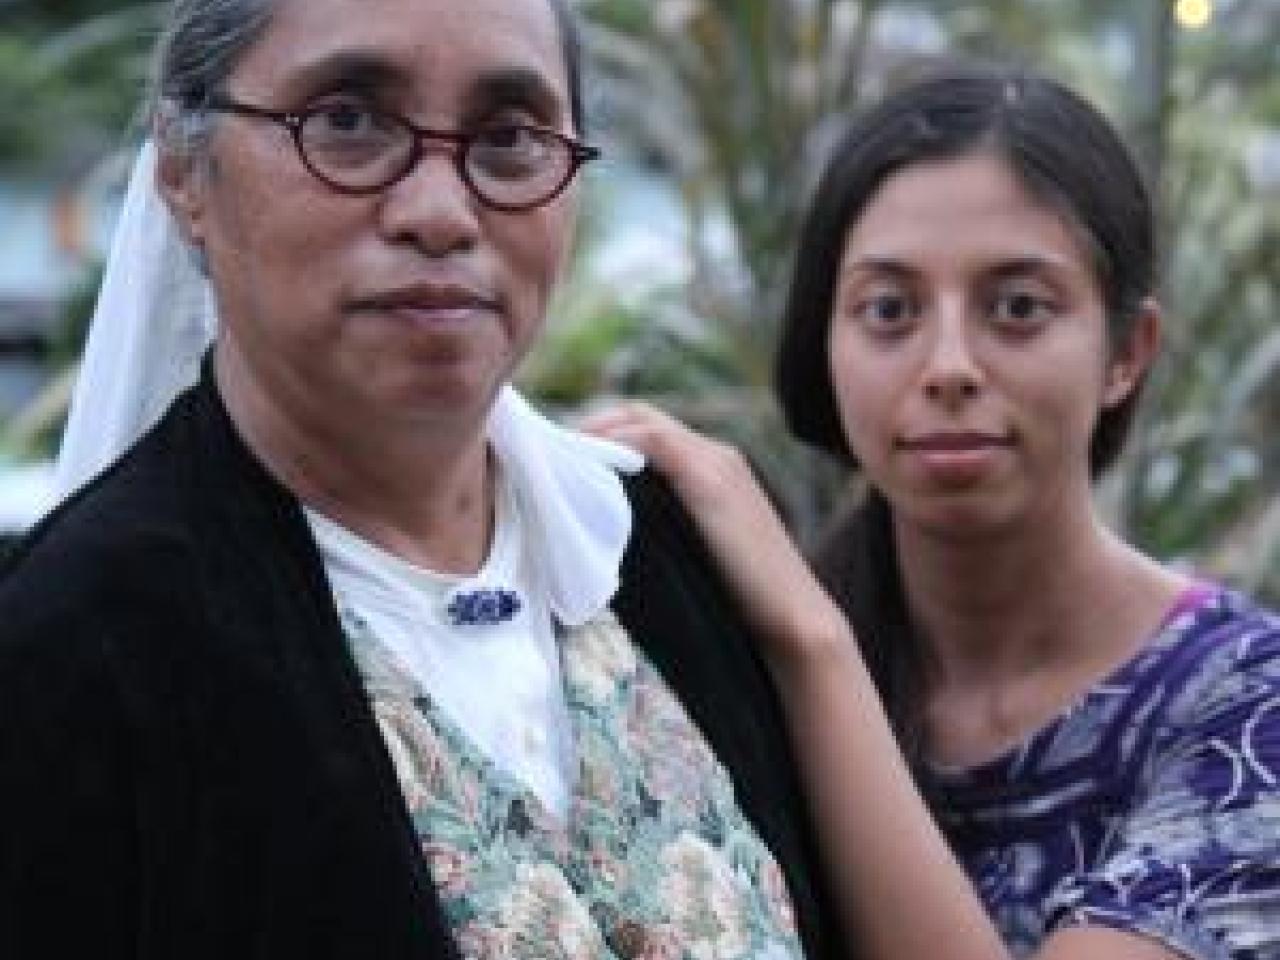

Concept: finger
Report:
left=590, top=422, right=680, bottom=464
left=579, top=404, right=687, bottom=451
left=578, top=401, right=674, bottom=431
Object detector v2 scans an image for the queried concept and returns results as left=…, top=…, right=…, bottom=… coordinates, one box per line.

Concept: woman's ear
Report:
left=1103, top=297, right=1161, bottom=408
left=154, top=140, right=208, bottom=248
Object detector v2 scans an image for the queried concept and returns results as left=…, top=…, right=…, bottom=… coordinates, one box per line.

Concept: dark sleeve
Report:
left=0, top=603, right=142, bottom=959
left=612, top=469, right=845, bottom=960
left=0, top=469, right=195, bottom=960
left=0, top=387, right=462, bottom=960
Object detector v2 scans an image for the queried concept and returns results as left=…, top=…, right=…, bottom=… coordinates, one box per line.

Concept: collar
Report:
left=487, top=386, right=643, bottom=626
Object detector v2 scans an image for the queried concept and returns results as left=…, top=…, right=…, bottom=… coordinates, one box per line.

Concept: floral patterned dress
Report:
left=921, top=587, right=1280, bottom=958
left=342, top=606, right=804, bottom=960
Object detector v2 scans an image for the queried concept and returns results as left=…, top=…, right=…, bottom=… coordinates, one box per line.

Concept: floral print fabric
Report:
left=343, top=607, right=804, bottom=960
left=921, top=588, right=1280, bottom=958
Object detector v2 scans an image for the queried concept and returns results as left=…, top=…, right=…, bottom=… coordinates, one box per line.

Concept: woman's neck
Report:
left=214, top=341, right=496, bottom=575
left=895, top=507, right=1188, bottom=766
left=899, top=516, right=1099, bottom=677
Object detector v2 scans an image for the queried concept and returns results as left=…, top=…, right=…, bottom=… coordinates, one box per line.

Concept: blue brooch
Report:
left=446, top=587, right=523, bottom=627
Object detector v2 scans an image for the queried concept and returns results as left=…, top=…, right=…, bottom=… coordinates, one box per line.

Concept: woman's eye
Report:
left=302, top=100, right=402, bottom=163
left=855, top=293, right=916, bottom=329
left=475, top=124, right=547, bottom=155
left=990, top=289, right=1055, bottom=328
left=478, top=125, right=524, bottom=147
left=310, top=101, right=385, bottom=137
left=470, top=124, right=553, bottom=178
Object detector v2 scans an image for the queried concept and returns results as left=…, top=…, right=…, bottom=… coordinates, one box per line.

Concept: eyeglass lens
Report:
left=299, top=104, right=577, bottom=206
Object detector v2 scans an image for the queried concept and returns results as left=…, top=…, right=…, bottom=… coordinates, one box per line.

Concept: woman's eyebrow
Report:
left=839, top=256, right=916, bottom=280
left=986, top=256, right=1077, bottom=282
left=462, top=67, right=564, bottom=122
left=281, top=50, right=409, bottom=98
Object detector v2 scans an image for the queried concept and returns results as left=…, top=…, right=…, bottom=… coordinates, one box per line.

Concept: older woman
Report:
left=0, top=1, right=841, bottom=957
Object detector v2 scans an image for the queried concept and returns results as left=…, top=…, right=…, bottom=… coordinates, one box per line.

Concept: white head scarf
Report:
left=56, top=141, right=215, bottom=493
left=56, top=142, right=643, bottom=625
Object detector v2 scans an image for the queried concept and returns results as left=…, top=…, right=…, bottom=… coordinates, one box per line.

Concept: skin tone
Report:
left=828, top=152, right=1180, bottom=768
left=159, top=0, right=579, bottom=573
left=585, top=150, right=1186, bottom=959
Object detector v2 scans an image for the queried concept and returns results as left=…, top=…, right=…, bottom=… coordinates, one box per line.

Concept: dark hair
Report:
left=774, top=64, right=1157, bottom=756
left=549, top=0, right=587, bottom=134
left=152, top=0, right=587, bottom=156
left=778, top=64, right=1154, bottom=473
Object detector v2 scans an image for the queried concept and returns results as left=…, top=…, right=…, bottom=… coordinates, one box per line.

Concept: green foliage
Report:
left=522, top=303, right=642, bottom=405
left=0, top=2, right=156, bottom=173
left=1103, top=4, right=1280, bottom=602
left=0, top=1, right=154, bottom=459
left=523, top=285, right=747, bottom=404
left=0, top=36, right=52, bottom=166
left=47, top=260, right=103, bottom=370
left=3, top=0, right=1276, bottom=597
left=537, top=0, right=1280, bottom=600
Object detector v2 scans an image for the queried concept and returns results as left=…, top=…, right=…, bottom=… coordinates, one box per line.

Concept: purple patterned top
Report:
left=920, top=586, right=1280, bottom=959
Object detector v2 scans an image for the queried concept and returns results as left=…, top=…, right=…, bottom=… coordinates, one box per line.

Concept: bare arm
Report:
left=582, top=403, right=1183, bottom=960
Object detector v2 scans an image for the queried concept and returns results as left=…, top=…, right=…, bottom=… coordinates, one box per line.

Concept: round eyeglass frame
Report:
left=203, top=93, right=600, bottom=213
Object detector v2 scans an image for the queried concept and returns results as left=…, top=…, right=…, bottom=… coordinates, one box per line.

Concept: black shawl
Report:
left=0, top=374, right=843, bottom=959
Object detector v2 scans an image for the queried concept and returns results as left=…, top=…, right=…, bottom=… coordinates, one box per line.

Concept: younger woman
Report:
left=588, top=67, right=1280, bottom=960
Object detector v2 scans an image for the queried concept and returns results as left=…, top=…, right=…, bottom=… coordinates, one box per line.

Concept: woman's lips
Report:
left=900, top=431, right=1013, bottom=451
left=350, top=284, right=501, bottom=326
left=898, top=432, right=1013, bottom=480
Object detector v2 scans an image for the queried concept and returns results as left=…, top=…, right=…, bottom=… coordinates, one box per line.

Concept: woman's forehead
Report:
left=230, top=0, right=569, bottom=111
left=838, top=152, right=1095, bottom=273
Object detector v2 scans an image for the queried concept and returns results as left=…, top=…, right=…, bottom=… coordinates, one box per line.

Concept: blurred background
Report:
left=1, top=0, right=1277, bottom=601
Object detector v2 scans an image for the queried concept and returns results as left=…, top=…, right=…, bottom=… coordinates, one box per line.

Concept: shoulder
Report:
left=1122, top=587, right=1280, bottom=824
left=0, top=380, right=258, bottom=621
left=612, top=466, right=765, bottom=713
left=622, top=467, right=694, bottom=533
left=1054, top=589, right=1280, bottom=955
left=1156, top=587, right=1280, bottom=727
left=0, top=414, right=201, bottom=668
left=616, top=468, right=731, bottom=615
left=1179, top=585, right=1280, bottom=646
left=2, top=438, right=190, bottom=592
left=620, top=468, right=711, bottom=566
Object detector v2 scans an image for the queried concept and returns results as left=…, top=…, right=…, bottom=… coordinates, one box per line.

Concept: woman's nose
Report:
left=920, top=306, right=983, bottom=406
left=377, top=147, right=482, bottom=256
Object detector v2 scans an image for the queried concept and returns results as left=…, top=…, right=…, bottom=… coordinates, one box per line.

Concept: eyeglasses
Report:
left=204, top=94, right=600, bottom=212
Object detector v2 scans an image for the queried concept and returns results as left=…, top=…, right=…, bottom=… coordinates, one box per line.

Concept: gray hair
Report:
left=150, top=0, right=277, bottom=156
left=150, top=0, right=587, bottom=158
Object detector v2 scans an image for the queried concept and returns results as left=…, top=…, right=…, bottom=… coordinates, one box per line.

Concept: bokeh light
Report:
left=1175, top=0, right=1214, bottom=30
